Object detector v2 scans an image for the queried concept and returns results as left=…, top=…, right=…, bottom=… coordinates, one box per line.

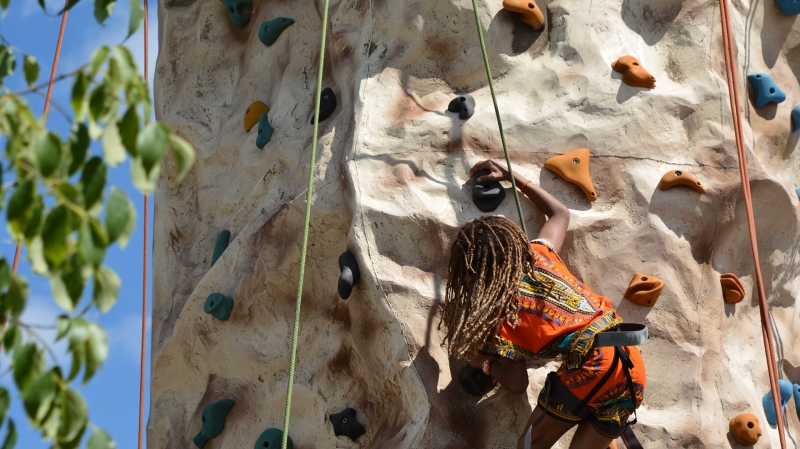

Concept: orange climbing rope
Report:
left=138, top=1, right=150, bottom=449
left=718, top=0, right=786, bottom=447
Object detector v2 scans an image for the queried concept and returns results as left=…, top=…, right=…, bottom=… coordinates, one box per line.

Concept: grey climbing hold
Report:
left=330, top=408, right=366, bottom=441
left=193, top=399, right=234, bottom=449
left=762, top=379, right=792, bottom=425
left=747, top=73, right=786, bottom=108
left=218, top=0, right=252, bottom=29
left=205, top=293, right=233, bottom=321
left=472, top=169, right=506, bottom=212
left=310, top=87, right=337, bottom=124
left=338, top=251, right=360, bottom=300
left=211, top=230, right=230, bottom=267
left=258, top=17, right=295, bottom=46
left=254, top=428, right=292, bottom=449
left=448, top=95, right=475, bottom=120
left=256, top=113, right=274, bottom=149
left=459, top=365, right=495, bottom=397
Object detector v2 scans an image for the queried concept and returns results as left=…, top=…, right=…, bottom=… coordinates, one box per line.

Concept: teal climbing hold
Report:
left=776, top=0, right=800, bottom=15
left=747, top=73, right=786, bottom=108
left=792, top=105, right=800, bottom=132
left=205, top=293, right=233, bottom=321
left=218, top=0, right=252, bottom=28
left=796, top=187, right=800, bottom=199
left=762, top=379, right=792, bottom=425
left=193, top=399, right=235, bottom=449
left=258, top=17, right=295, bottom=46
left=256, top=113, right=274, bottom=149
left=254, top=428, right=292, bottom=449
left=211, top=230, right=231, bottom=267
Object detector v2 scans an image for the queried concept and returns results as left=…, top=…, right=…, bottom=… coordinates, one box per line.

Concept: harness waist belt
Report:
left=594, top=323, right=648, bottom=348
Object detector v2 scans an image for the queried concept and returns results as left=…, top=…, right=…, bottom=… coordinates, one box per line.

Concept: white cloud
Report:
left=105, top=312, right=151, bottom=364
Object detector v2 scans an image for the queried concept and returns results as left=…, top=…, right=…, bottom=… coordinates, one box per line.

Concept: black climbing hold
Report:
left=448, top=94, right=475, bottom=120
left=254, top=428, right=292, bottom=449
left=193, top=399, right=234, bottom=449
left=472, top=169, right=506, bottom=212
left=459, top=365, right=496, bottom=397
left=310, top=87, right=337, bottom=124
left=218, top=0, right=253, bottom=29
left=256, top=113, right=274, bottom=149
left=329, top=407, right=366, bottom=442
left=258, top=17, right=295, bottom=46
left=205, top=293, right=233, bottom=321
left=211, top=230, right=231, bottom=267
left=338, top=251, right=360, bottom=300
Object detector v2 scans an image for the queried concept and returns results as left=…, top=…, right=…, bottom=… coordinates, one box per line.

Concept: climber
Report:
left=439, top=160, right=646, bottom=449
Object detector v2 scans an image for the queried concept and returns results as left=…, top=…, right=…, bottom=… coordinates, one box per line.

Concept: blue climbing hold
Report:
left=796, top=187, right=800, bottom=200
left=762, top=379, right=793, bottom=425
left=776, top=0, right=800, bottom=15
left=219, top=0, right=253, bottom=29
left=795, top=384, right=800, bottom=420
left=193, top=399, right=234, bottom=448
left=747, top=73, right=786, bottom=108
left=205, top=293, right=233, bottom=321
left=256, top=113, right=274, bottom=149
left=792, top=105, right=800, bottom=132
left=258, top=17, right=295, bottom=46
left=211, top=230, right=230, bottom=267
left=254, top=428, right=292, bottom=449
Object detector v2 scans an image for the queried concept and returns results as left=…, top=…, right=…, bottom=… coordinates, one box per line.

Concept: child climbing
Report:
left=440, top=160, right=646, bottom=449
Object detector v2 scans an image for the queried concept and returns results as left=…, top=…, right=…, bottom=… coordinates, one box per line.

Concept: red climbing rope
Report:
left=137, top=1, right=150, bottom=449
left=718, top=1, right=786, bottom=446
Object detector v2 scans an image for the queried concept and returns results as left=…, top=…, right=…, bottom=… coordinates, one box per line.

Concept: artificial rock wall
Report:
left=150, top=0, right=800, bottom=447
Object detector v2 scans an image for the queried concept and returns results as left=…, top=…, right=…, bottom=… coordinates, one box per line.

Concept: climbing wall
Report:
left=150, top=0, right=800, bottom=447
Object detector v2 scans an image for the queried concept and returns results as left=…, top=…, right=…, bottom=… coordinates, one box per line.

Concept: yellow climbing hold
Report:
left=244, top=101, right=270, bottom=132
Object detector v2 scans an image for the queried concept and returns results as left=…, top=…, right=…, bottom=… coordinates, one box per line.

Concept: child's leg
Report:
left=516, top=407, right=576, bottom=449
left=568, top=422, right=614, bottom=449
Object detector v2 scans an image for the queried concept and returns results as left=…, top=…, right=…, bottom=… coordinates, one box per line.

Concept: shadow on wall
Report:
left=760, top=0, right=798, bottom=69
left=621, top=0, right=682, bottom=46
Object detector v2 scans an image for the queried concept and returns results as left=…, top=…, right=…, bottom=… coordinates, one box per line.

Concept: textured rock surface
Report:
left=151, top=0, right=800, bottom=447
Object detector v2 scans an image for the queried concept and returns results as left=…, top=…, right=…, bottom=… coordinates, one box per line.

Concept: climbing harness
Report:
left=138, top=1, right=150, bottom=448
left=717, top=0, right=786, bottom=446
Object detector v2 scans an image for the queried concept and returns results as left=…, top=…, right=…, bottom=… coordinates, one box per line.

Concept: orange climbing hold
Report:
left=611, top=56, right=656, bottom=89
left=729, top=413, right=762, bottom=446
left=244, top=101, right=270, bottom=132
left=658, top=170, right=707, bottom=194
left=502, top=0, right=545, bottom=30
left=624, top=273, right=665, bottom=307
left=607, top=441, right=618, bottom=449
left=543, top=148, right=597, bottom=202
left=720, top=273, right=745, bottom=304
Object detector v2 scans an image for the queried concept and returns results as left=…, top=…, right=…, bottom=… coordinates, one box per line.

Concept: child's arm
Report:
left=470, top=160, right=570, bottom=252
left=469, top=353, right=529, bottom=393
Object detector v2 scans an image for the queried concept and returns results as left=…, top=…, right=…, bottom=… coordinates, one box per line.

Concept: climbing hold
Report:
left=244, top=102, right=269, bottom=132
left=329, top=408, right=366, bottom=442
left=729, top=413, right=762, bottom=446
left=256, top=113, right=274, bottom=149
left=502, top=0, right=545, bottom=30
left=796, top=187, right=800, bottom=200
left=720, top=273, right=745, bottom=304
left=447, top=95, right=475, bottom=120
left=762, top=379, right=793, bottom=425
left=607, top=441, right=618, bottom=449
left=218, top=0, right=252, bottom=29
left=211, top=230, right=231, bottom=267
left=310, top=87, right=337, bottom=124
left=775, top=0, right=800, bottom=16
left=338, top=251, right=360, bottom=300
left=747, top=73, right=786, bottom=108
left=205, top=293, right=233, bottom=321
left=459, top=365, right=496, bottom=397
left=254, top=428, right=292, bottom=449
left=193, top=399, right=234, bottom=449
left=611, top=56, right=656, bottom=89
left=623, top=273, right=665, bottom=307
left=472, top=169, right=506, bottom=212
left=792, top=105, right=800, bottom=132
left=543, top=148, right=597, bottom=202
left=658, top=170, right=707, bottom=194
left=258, top=17, right=295, bottom=46
left=794, top=384, right=800, bottom=420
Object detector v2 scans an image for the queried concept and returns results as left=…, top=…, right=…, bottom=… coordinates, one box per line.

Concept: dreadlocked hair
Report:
left=439, top=215, right=535, bottom=360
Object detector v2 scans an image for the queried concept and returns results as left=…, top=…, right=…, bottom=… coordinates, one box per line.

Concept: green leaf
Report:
left=88, top=85, right=108, bottom=123
left=58, top=389, right=87, bottom=443
left=93, top=0, right=115, bottom=24
left=0, top=259, right=10, bottom=292
left=23, top=195, right=44, bottom=240
left=89, top=46, right=109, bottom=78
left=87, top=427, right=116, bottom=449
left=92, top=266, right=119, bottom=313
left=0, top=388, right=9, bottom=424
left=169, top=134, right=195, bottom=182
left=42, top=206, right=71, bottom=268
left=2, top=325, right=21, bottom=352
left=35, top=132, right=62, bottom=177
left=22, top=371, right=57, bottom=423
left=57, top=315, right=71, bottom=341
left=0, top=46, right=16, bottom=86
left=23, top=55, right=39, bottom=87
left=61, top=259, right=86, bottom=308
left=6, top=275, right=28, bottom=317
left=83, top=323, right=108, bottom=383
left=102, top=121, right=126, bottom=167
left=130, top=155, right=160, bottom=194
left=28, top=236, right=48, bottom=274
left=1, top=419, right=16, bottom=449
left=13, top=343, right=40, bottom=390
left=79, top=219, right=107, bottom=268
left=0, top=0, right=10, bottom=13
left=118, top=106, right=139, bottom=157
left=7, top=179, right=34, bottom=237
left=127, top=0, right=144, bottom=40
left=67, top=347, right=82, bottom=383
left=79, top=157, right=106, bottom=209
left=105, top=188, right=135, bottom=248
left=68, top=122, right=90, bottom=176
left=71, top=71, right=88, bottom=121
left=40, top=395, right=61, bottom=441
left=137, top=122, right=169, bottom=175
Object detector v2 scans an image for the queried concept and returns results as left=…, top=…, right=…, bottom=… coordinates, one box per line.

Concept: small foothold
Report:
left=729, top=413, right=762, bottom=446
left=792, top=105, right=800, bottom=132
left=796, top=187, right=800, bottom=199
left=311, top=87, right=337, bottom=124
left=329, top=408, right=366, bottom=441
left=211, top=230, right=231, bottom=267
left=459, top=365, right=496, bottom=396
left=219, top=0, right=253, bottom=29
left=256, top=113, right=274, bottom=149
left=472, top=169, right=506, bottom=212
left=747, top=73, right=786, bottom=108
left=658, top=170, right=707, bottom=194
left=192, top=399, right=234, bottom=449
left=544, top=148, right=597, bottom=202
left=258, top=17, right=295, bottom=46
left=611, top=56, right=656, bottom=89
left=762, top=379, right=793, bottom=425
left=623, top=273, right=665, bottom=307
left=447, top=95, right=475, bottom=120
left=244, top=101, right=269, bottom=132
left=775, top=0, right=800, bottom=16
left=205, top=293, right=233, bottom=321
left=254, top=428, right=292, bottom=449
left=794, top=384, right=800, bottom=420
left=338, top=251, right=361, bottom=300
left=502, top=0, right=545, bottom=30
left=720, top=273, right=745, bottom=304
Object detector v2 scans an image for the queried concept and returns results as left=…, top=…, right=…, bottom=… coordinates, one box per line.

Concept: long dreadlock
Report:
left=439, top=215, right=535, bottom=359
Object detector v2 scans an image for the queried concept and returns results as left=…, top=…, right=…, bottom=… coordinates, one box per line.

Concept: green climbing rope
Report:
left=469, top=0, right=528, bottom=236
left=281, top=0, right=330, bottom=447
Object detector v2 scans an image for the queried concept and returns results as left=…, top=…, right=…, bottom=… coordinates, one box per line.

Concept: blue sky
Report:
left=1, top=0, right=159, bottom=447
